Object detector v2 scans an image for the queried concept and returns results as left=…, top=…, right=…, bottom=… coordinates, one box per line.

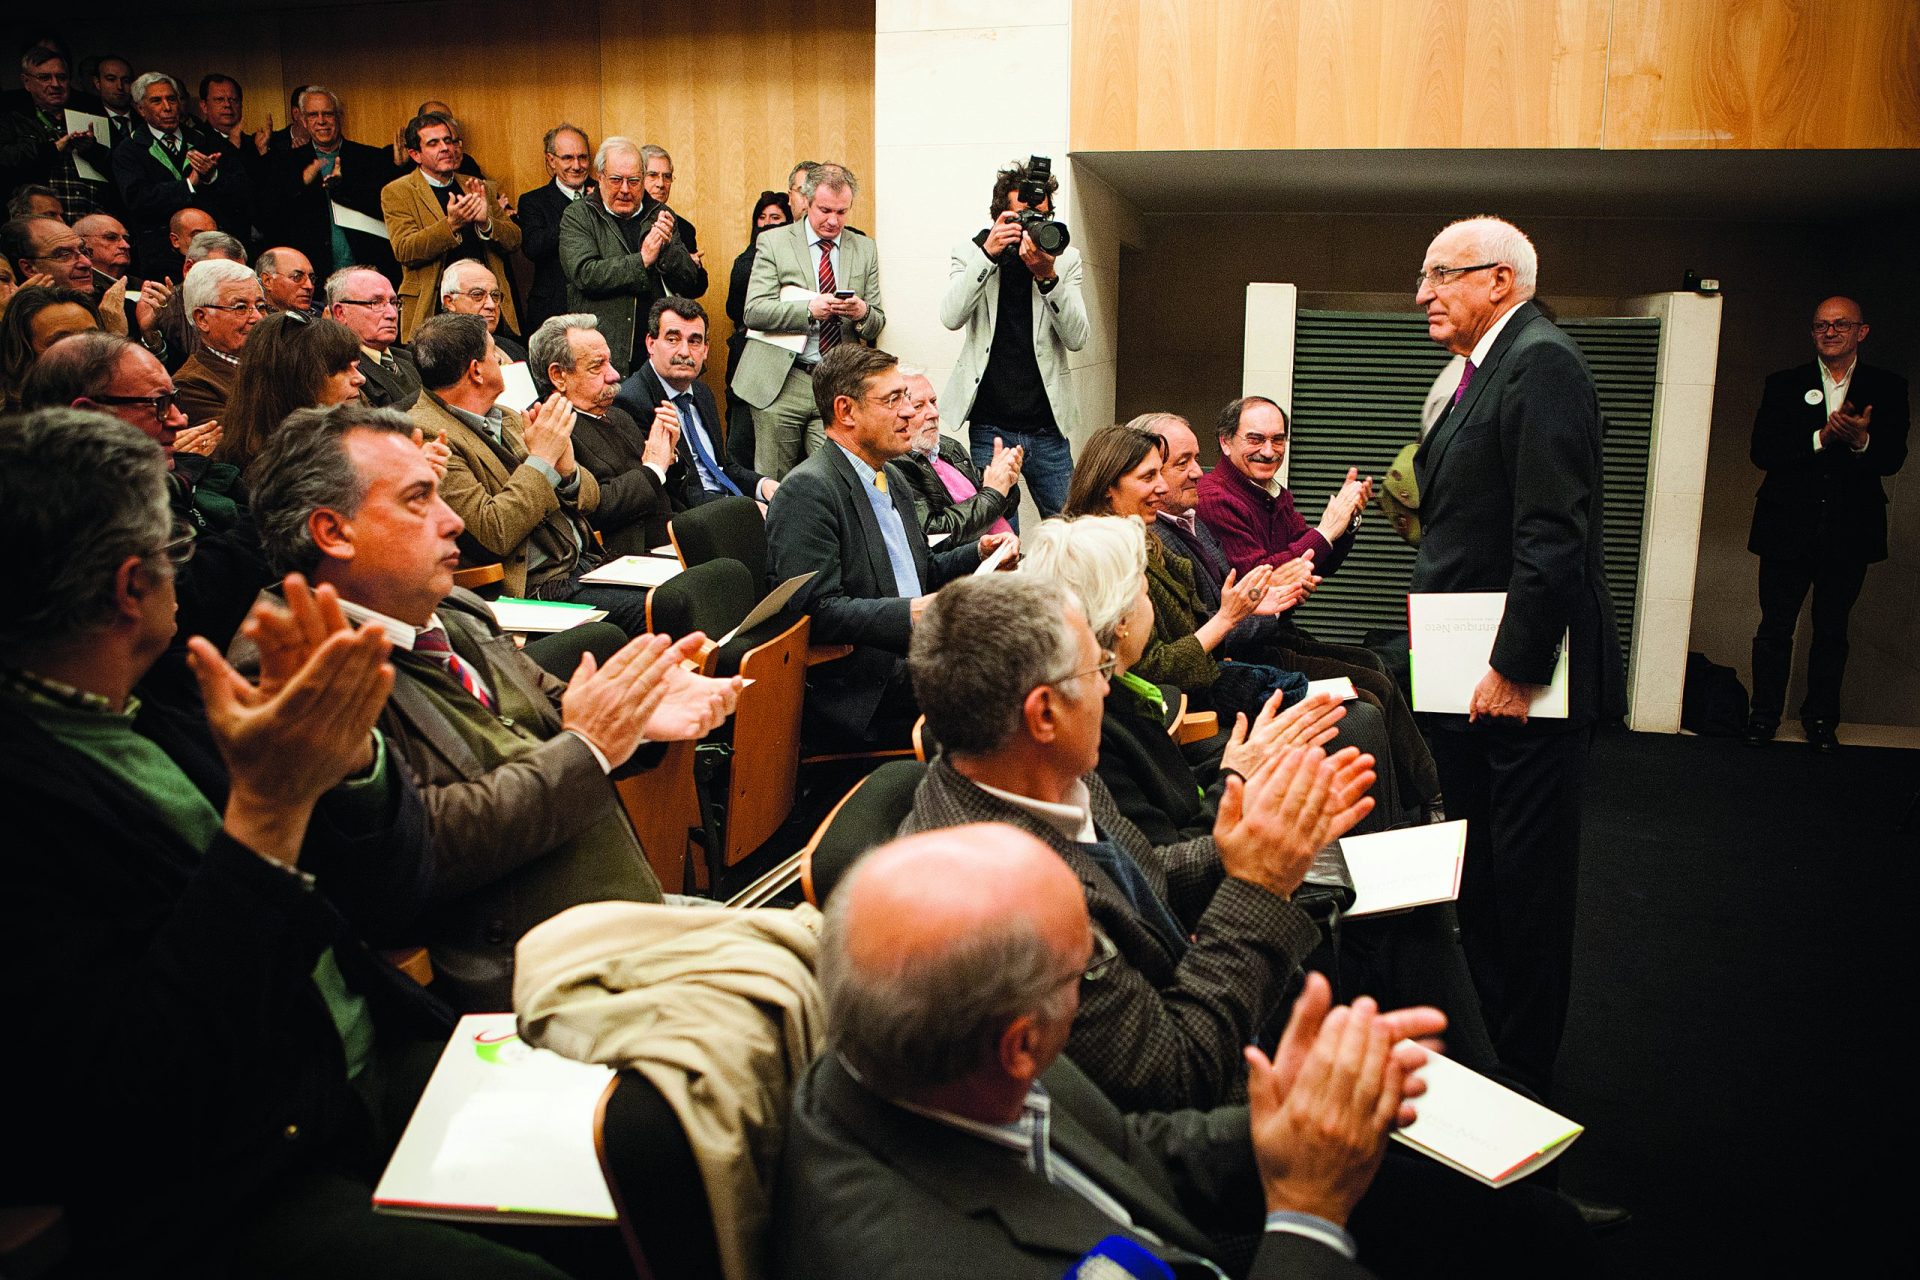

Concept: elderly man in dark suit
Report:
left=764, top=345, right=1005, bottom=747
left=1408, top=216, right=1625, bottom=1102
left=113, top=73, right=250, bottom=281
left=775, top=823, right=1434, bottom=1280
left=895, top=367, right=1022, bottom=541
left=532, top=311, right=678, bottom=555
left=1745, top=294, right=1909, bottom=751
left=259, top=87, right=399, bottom=282
left=613, top=296, right=774, bottom=507
left=248, top=400, right=739, bottom=1011
left=324, top=266, right=420, bottom=409
left=515, top=124, right=595, bottom=333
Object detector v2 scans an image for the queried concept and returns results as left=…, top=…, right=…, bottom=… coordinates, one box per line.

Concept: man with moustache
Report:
left=1199, top=396, right=1374, bottom=579
left=535, top=311, right=678, bottom=555
left=516, top=123, right=596, bottom=332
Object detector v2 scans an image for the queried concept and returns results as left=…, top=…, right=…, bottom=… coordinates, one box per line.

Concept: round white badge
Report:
left=1804, top=388, right=1824, bottom=405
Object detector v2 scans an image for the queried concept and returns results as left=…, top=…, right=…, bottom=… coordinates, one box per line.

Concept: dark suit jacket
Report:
left=260, top=138, right=401, bottom=280
left=570, top=404, right=678, bottom=555
left=1748, top=360, right=1910, bottom=564
left=1410, top=301, right=1626, bottom=728
left=773, top=1052, right=1368, bottom=1280
left=765, top=443, right=980, bottom=742
left=357, top=344, right=422, bottom=410
left=0, top=685, right=447, bottom=1271
left=615, top=360, right=767, bottom=506
left=898, top=757, right=1318, bottom=1113
left=896, top=435, right=1018, bottom=540
left=514, top=178, right=592, bottom=331
left=111, top=128, right=252, bottom=280
left=376, top=590, right=662, bottom=1009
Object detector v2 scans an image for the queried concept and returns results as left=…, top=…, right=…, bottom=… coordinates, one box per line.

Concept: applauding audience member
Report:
left=558, top=136, right=698, bottom=374
left=613, top=296, right=774, bottom=506
left=261, top=86, right=401, bottom=280
left=113, top=73, right=250, bottom=281
left=171, top=257, right=262, bottom=424
left=382, top=111, right=520, bottom=343
left=893, top=365, right=1020, bottom=542
left=533, top=312, right=676, bottom=555
left=248, top=402, right=740, bottom=1008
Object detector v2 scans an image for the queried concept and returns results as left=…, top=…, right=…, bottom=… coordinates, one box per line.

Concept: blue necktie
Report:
left=675, top=393, right=742, bottom=496
left=1078, top=837, right=1189, bottom=962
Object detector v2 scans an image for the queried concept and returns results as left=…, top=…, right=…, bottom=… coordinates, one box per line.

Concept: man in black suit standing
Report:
left=260, top=87, right=398, bottom=284
left=765, top=345, right=1008, bottom=747
left=614, top=296, right=775, bottom=506
left=515, top=124, right=595, bottom=333
left=638, top=144, right=707, bottom=302
left=113, top=73, right=250, bottom=281
left=1408, top=216, right=1624, bottom=1102
left=1745, top=295, right=1909, bottom=751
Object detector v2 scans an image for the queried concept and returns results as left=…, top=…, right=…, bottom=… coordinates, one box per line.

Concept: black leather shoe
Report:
left=1742, top=718, right=1776, bottom=747
left=1562, top=1192, right=1632, bottom=1233
left=1803, top=719, right=1840, bottom=752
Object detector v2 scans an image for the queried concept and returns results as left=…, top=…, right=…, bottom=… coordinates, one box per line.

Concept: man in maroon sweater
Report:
left=1197, top=395, right=1373, bottom=577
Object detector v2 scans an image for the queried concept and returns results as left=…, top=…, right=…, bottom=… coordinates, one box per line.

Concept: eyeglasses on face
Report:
left=458, top=288, right=505, bottom=304
left=1053, top=648, right=1118, bottom=689
left=338, top=297, right=399, bottom=311
left=154, top=519, right=197, bottom=567
left=1811, top=320, right=1862, bottom=334
left=1051, top=929, right=1120, bottom=993
left=35, top=246, right=89, bottom=264
left=1414, top=262, right=1499, bottom=291
left=863, top=388, right=911, bottom=409
left=202, top=299, right=267, bottom=316
left=602, top=174, right=644, bottom=189
left=91, top=389, right=181, bottom=420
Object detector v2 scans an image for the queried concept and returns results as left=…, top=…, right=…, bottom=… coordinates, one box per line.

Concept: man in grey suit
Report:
left=765, top=345, right=1010, bottom=747
left=939, top=158, right=1089, bottom=521
left=733, top=163, right=884, bottom=479
left=1408, top=216, right=1625, bottom=1100
left=773, top=823, right=1434, bottom=1279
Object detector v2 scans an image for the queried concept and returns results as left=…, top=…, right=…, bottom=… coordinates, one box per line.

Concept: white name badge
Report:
left=1804, top=388, right=1824, bottom=405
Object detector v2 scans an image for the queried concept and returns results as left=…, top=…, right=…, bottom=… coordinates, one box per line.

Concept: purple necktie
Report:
left=1452, top=359, right=1477, bottom=406
left=412, top=625, right=494, bottom=710
left=929, top=454, right=1014, bottom=536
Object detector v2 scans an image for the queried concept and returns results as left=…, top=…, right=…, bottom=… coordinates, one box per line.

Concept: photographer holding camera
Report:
left=938, top=156, right=1088, bottom=524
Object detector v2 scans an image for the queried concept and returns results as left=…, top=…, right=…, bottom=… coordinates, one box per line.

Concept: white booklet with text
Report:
left=1407, top=592, right=1568, bottom=717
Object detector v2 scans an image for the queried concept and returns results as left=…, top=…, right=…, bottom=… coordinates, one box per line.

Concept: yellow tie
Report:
left=872, top=470, right=888, bottom=495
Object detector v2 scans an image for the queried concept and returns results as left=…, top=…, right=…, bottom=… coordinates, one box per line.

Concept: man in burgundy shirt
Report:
left=1197, top=395, right=1373, bottom=578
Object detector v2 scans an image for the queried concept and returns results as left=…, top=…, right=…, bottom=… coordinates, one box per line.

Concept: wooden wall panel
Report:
left=1071, top=0, right=1610, bottom=150
left=1069, top=0, right=1920, bottom=151
left=1606, top=0, right=1920, bottom=148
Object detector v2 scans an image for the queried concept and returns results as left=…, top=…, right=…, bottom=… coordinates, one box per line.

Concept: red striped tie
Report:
left=817, top=239, right=842, bottom=353
left=413, top=624, right=494, bottom=710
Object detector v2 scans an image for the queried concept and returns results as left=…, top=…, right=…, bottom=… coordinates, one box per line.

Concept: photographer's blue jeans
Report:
left=970, top=425, right=1073, bottom=531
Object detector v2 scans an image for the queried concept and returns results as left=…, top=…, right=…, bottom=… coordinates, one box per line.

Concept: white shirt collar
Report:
left=974, top=777, right=1098, bottom=842
left=424, top=172, right=452, bottom=189
left=1820, top=357, right=1857, bottom=389
left=1467, top=301, right=1525, bottom=368
left=555, top=177, right=584, bottom=200
left=338, top=599, right=440, bottom=651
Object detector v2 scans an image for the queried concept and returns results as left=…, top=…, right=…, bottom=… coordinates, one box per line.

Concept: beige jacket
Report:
left=514, top=901, right=825, bottom=1280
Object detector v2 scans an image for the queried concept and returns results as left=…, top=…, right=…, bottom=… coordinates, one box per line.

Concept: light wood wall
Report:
left=1071, top=0, right=1920, bottom=151
left=24, top=0, right=876, bottom=397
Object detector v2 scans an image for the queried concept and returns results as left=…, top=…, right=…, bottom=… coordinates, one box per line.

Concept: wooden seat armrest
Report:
left=381, top=947, right=434, bottom=987
left=806, top=643, right=853, bottom=666
left=1175, top=710, right=1219, bottom=745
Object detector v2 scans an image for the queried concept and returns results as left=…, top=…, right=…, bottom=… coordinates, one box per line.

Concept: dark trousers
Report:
left=530, top=573, right=652, bottom=640
left=1428, top=722, right=1592, bottom=1101
left=972, top=424, right=1072, bottom=528
left=1751, top=554, right=1870, bottom=727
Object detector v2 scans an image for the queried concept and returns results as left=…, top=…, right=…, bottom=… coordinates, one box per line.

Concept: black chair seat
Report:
left=806, top=760, right=927, bottom=906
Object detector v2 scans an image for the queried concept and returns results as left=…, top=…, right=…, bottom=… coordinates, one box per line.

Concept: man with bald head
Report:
left=1408, top=216, right=1622, bottom=1101
left=256, top=246, right=316, bottom=315
left=775, top=822, right=1430, bottom=1278
left=1745, top=294, right=1909, bottom=751
left=166, top=206, right=216, bottom=276
left=440, top=257, right=524, bottom=361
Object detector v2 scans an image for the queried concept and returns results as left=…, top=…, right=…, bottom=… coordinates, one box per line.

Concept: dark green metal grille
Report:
left=1286, top=309, right=1657, bottom=662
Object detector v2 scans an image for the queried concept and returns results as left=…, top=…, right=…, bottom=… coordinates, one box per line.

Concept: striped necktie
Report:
left=817, top=239, right=842, bottom=352
left=412, top=624, right=494, bottom=710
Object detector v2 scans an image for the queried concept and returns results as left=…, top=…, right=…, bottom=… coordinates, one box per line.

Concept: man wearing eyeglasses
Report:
left=172, top=258, right=264, bottom=425
left=517, top=124, right=596, bottom=333
left=1407, top=217, right=1623, bottom=1106
left=381, top=111, right=520, bottom=345
left=324, top=266, right=420, bottom=410
left=259, top=87, right=401, bottom=282
left=0, top=46, right=115, bottom=219
left=766, top=345, right=1006, bottom=748
left=557, top=135, right=697, bottom=374
left=255, top=245, right=317, bottom=316
left=439, top=257, right=524, bottom=362
left=1745, top=296, right=1910, bottom=751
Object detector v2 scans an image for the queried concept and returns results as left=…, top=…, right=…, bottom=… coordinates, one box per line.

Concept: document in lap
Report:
left=487, top=598, right=608, bottom=633
left=1391, top=1049, right=1583, bottom=1187
left=578, top=555, right=683, bottom=588
left=1341, top=819, right=1467, bottom=918
left=1407, top=592, right=1568, bottom=717
left=374, top=1013, right=617, bottom=1225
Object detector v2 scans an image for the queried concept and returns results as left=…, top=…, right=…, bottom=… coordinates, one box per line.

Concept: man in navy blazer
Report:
left=1745, top=295, right=1909, bottom=750
left=514, top=124, right=595, bottom=333
left=765, top=345, right=1012, bottom=747
left=1408, top=217, right=1624, bottom=1100
left=614, top=296, right=776, bottom=507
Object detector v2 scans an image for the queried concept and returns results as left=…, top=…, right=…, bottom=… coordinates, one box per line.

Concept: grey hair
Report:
left=896, top=363, right=929, bottom=380
left=246, top=402, right=417, bottom=575
left=543, top=122, right=589, bottom=154
left=255, top=247, right=294, bottom=278
left=594, top=135, right=641, bottom=175
left=639, top=143, right=671, bottom=170
left=131, top=72, right=179, bottom=102
left=18, top=331, right=135, bottom=408
left=801, top=163, right=859, bottom=201
left=821, top=855, right=1078, bottom=1096
left=529, top=312, right=598, bottom=382
left=439, top=257, right=493, bottom=301
left=183, top=259, right=257, bottom=313
left=1125, top=411, right=1188, bottom=437
left=0, top=409, right=171, bottom=656
left=297, top=85, right=340, bottom=115
left=1019, top=516, right=1146, bottom=650
left=908, top=574, right=1087, bottom=756
left=1442, top=216, right=1538, bottom=297
left=323, top=265, right=384, bottom=307
left=185, top=229, right=247, bottom=267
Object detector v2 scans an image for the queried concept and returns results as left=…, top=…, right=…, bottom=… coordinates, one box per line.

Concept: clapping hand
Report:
left=981, top=435, right=1024, bottom=495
